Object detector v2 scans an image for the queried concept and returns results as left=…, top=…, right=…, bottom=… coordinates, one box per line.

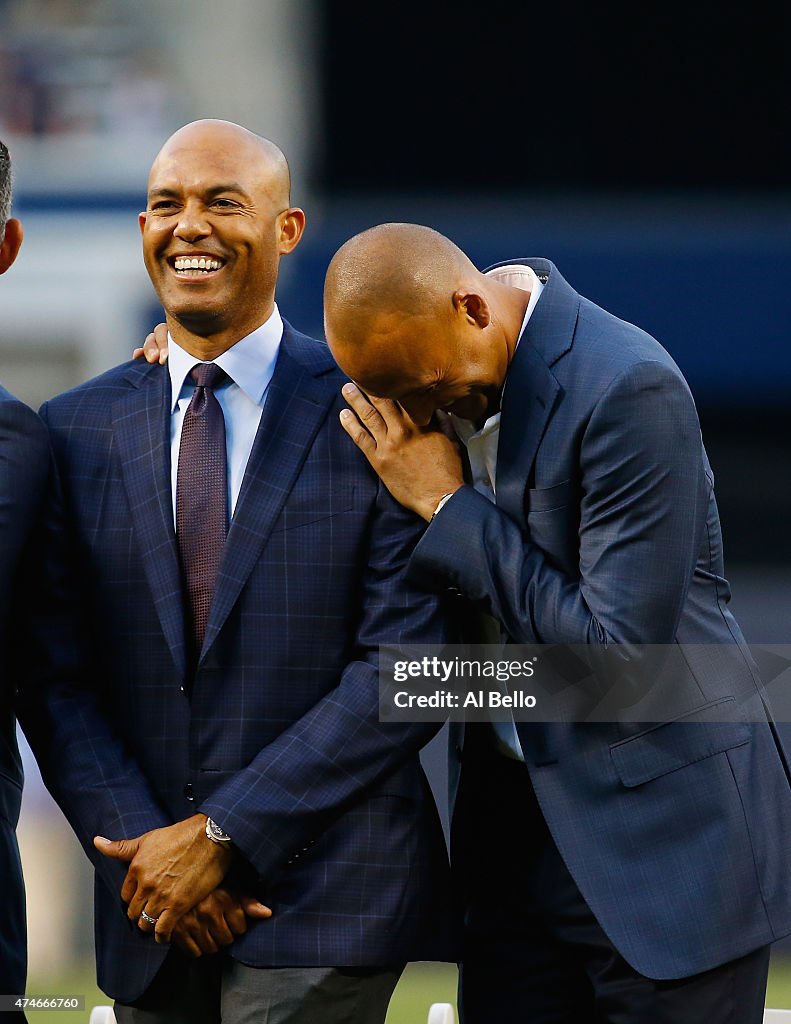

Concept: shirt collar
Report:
left=486, top=263, right=543, bottom=347
left=167, top=304, right=284, bottom=412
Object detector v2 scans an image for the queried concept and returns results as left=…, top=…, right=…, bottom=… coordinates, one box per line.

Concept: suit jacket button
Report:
left=183, top=783, right=194, bottom=801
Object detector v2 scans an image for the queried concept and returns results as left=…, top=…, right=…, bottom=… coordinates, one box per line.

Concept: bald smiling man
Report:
left=324, top=224, right=791, bottom=1024
left=20, top=131, right=452, bottom=1023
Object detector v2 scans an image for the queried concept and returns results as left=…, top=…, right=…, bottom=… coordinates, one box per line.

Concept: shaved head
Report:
left=324, top=223, right=531, bottom=425
left=324, top=223, right=479, bottom=351
left=150, top=119, right=292, bottom=206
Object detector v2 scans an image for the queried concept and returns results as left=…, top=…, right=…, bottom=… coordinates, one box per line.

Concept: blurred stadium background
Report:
left=1, top=0, right=789, bottom=1018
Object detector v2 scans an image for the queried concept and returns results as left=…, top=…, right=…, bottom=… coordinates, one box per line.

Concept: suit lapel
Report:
left=112, top=366, right=187, bottom=678
left=493, top=260, right=580, bottom=527
left=200, top=333, right=335, bottom=659
left=496, top=346, right=559, bottom=527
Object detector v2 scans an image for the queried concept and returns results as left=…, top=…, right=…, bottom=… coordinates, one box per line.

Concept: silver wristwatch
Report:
left=205, top=816, right=232, bottom=845
left=431, top=491, right=456, bottom=519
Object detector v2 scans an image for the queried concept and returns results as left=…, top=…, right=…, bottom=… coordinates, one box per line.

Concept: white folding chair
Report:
left=89, top=1008, right=117, bottom=1024
left=765, top=1012, right=791, bottom=1022
left=427, top=1004, right=456, bottom=1024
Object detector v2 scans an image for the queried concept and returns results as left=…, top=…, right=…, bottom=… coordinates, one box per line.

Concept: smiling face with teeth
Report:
left=139, top=119, right=305, bottom=359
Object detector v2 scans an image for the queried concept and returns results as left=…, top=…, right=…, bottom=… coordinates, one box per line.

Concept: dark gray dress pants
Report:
left=113, top=952, right=403, bottom=1024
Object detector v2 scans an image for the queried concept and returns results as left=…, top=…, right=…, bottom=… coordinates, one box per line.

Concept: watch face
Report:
left=207, top=818, right=231, bottom=843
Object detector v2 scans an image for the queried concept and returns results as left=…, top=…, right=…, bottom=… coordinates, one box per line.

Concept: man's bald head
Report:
left=325, top=224, right=527, bottom=426
left=324, top=223, right=480, bottom=351
left=150, top=119, right=291, bottom=206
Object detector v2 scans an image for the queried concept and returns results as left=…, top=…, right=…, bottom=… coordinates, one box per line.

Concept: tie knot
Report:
left=190, top=362, right=227, bottom=390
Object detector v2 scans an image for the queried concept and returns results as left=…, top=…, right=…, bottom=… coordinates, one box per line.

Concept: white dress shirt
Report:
left=449, top=265, right=544, bottom=760
left=167, top=305, right=283, bottom=524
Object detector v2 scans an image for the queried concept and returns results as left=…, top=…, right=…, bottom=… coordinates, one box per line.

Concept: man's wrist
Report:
left=431, top=492, right=457, bottom=519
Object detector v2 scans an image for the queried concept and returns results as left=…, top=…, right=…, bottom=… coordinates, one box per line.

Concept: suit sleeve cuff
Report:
left=197, top=798, right=289, bottom=879
left=407, top=484, right=496, bottom=593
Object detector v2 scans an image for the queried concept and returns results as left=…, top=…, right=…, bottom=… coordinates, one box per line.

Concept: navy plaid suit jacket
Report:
left=0, top=386, right=48, bottom=996
left=20, top=324, right=454, bottom=1002
left=409, top=260, right=791, bottom=980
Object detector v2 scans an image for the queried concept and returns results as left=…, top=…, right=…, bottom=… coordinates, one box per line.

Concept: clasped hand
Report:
left=95, top=815, right=271, bottom=957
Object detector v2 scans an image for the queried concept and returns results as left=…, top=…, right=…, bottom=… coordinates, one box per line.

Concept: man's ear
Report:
left=138, top=211, right=147, bottom=235
left=452, top=289, right=491, bottom=329
left=0, top=217, right=23, bottom=275
left=278, top=207, right=306, bottom=255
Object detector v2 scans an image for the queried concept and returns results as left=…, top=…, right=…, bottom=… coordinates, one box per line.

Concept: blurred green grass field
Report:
left=768, top=956, right=791, bottom=1010
left=20, top=955, right=791, bottom=1022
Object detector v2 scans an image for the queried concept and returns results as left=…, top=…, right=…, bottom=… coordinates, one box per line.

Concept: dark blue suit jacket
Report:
left=408, top=259, right=791, bottom=979
left=20, top=324, right=453, bottom=1002
left=0, top=385, right=48, bottom=996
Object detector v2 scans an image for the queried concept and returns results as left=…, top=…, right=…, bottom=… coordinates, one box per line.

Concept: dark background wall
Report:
left=321, top=2, right=791, bottom=190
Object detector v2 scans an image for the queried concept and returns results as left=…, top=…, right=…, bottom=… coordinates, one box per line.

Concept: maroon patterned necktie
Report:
left=176, top=362, right=229, bottom=664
